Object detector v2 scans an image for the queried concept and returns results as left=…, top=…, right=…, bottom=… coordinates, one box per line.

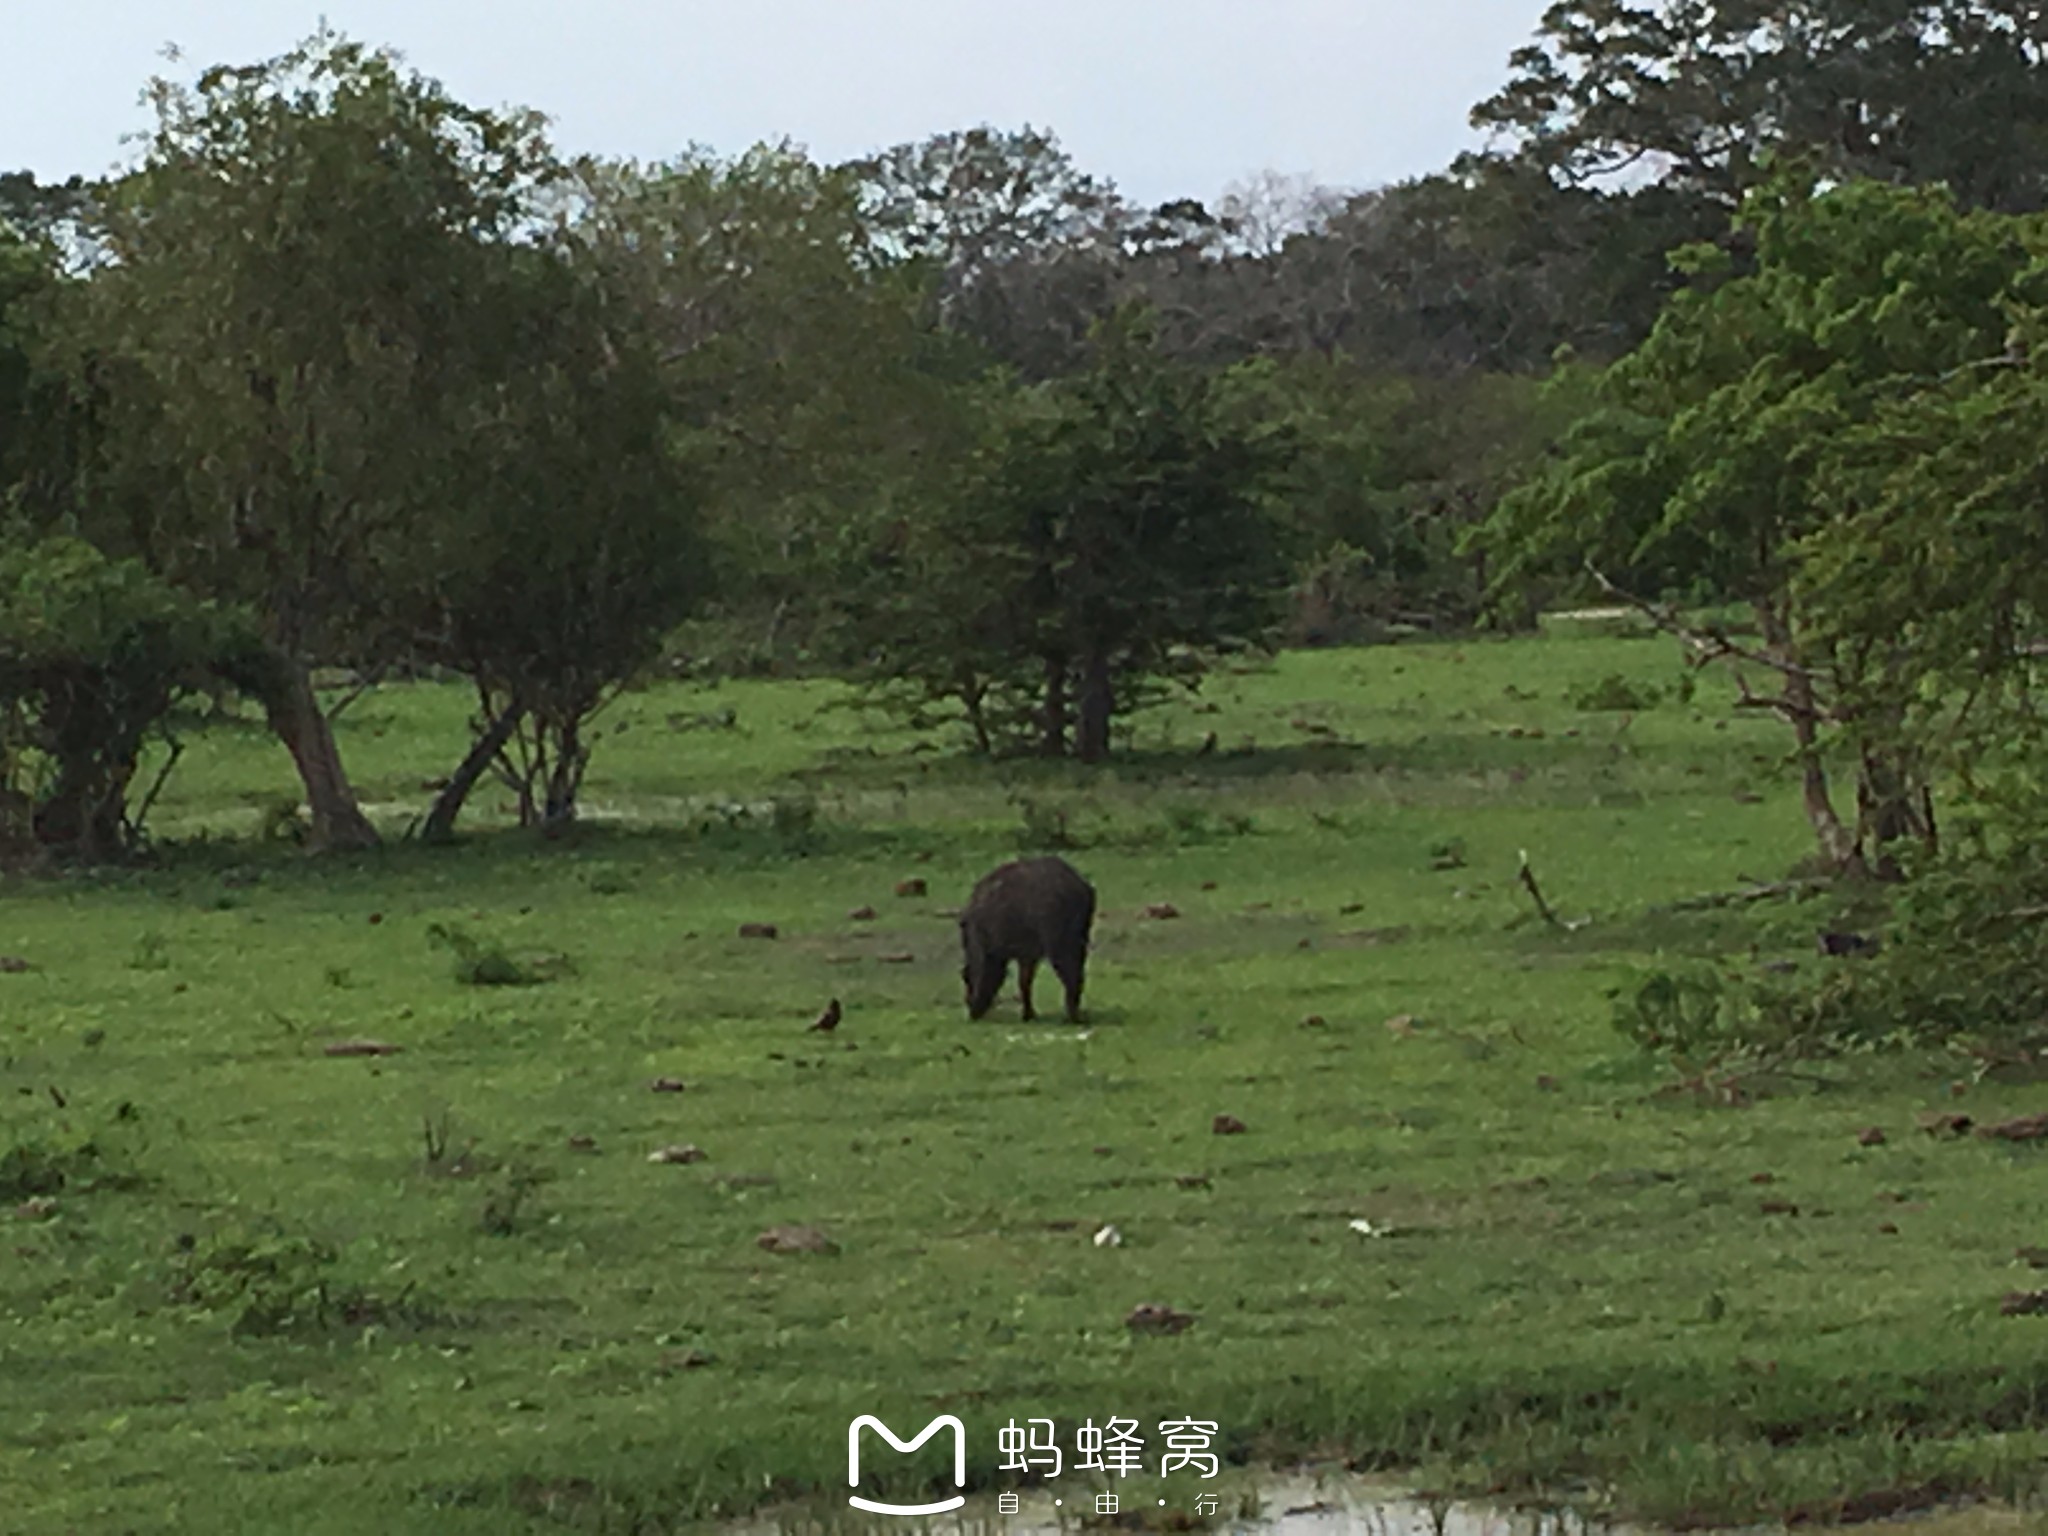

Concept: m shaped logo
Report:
left=847, top=1414, right=968, bottom=1516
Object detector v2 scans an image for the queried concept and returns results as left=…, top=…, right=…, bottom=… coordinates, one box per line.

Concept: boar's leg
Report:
left=1053, top=951, right=1086, bottom=1023
left=1016, top=956, right=1039, bottom=1021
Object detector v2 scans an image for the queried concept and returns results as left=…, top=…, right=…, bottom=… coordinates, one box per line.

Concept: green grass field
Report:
left=5, top=634, right=2048, bottom=1534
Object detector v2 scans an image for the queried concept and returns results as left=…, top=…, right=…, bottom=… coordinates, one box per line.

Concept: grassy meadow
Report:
left=5, top=630, right=2048, bottom=1534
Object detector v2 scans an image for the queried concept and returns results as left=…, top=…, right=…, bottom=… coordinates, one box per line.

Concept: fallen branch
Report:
left=1653, top=878, right=1833, bottom=915
left=1517, top=850, right=1588, bottom=931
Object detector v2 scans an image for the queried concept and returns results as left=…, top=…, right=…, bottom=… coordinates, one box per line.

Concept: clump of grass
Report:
left=1157, top=803, right=1255, bottom=845
left=1014, top=795, right=1087, bottom=850
left=1569, top=672, right=1662, bottom=711
left=479, top=1166, right=548, bottom=1236
left=425, top=922, right=574, bottom=987
left=127, top=931, right=171, bottom=971
left=162, top=1223, right=438, bottom=1337
left=688, top=793, right=825, bottom=855
left=2, top=1098, right=147, bottom=1199
left=253, top=795, right=310, bottom=844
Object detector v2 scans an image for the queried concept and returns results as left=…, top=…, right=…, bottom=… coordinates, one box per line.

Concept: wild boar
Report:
left=959, top=855, right=1097, bottom=1023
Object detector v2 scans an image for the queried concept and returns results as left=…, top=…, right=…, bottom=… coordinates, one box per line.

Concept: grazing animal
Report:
left=808, top=998, right=843, bottom=1033
left=959, top=856, right=1097, bottom=1023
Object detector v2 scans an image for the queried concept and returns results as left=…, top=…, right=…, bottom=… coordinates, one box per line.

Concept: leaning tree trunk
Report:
left=420, top=701, right=525, bottom=845
left=1075, top=648, right=1114, bottom=765
left=262, top=660, right=380, bottom=852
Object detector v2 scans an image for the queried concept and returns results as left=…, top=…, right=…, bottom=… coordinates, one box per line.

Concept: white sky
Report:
left=1, top=1, right=1548, bottom=206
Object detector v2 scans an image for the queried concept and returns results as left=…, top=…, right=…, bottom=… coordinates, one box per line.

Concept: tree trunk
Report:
left=1040, top=653, right=1070, bottom=759
left=1076, top=647, right=1114, bottom=764
left=34, top=759, right=131, bottom=862
left=541, top=714, right=588, bottom=830
left=1754, top=600, right=1863, bottom=876
left=262, top=660, right=380, bottom=852
left=1856, top=742, right=1935, bottom=880
left=420, top=701, right=525, bottom=845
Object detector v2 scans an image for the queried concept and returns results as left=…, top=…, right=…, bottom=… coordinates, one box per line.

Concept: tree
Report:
left=853, top=307, right=1293, bottom=761
left=1219, top=355, right=1602, bottom=642
left=1479, top=173, right=2046, bottom=876
left=848, top=124, right=1148, bottom=380
left=1472, top=0, right=2048, bottom=214
left=411, top=243, right=707, bottom=839
left=563, top=146, right=951, bottom=674
left=53, top=29, right=559, bottom=850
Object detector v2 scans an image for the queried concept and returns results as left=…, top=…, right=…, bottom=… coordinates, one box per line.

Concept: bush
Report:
left=1800, top=845, right=2048, bottom=1057
left=0, top=537, right=263, bottom=863
left=1570, top=672, right=1662, bottom=711
left=425, top=922, right=575, bottom=987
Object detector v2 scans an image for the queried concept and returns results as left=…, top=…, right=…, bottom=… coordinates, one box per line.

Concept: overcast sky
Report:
left=4, top=2, right=1548, bottom=206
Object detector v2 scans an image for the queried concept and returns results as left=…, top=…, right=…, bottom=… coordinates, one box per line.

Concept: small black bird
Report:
left=808, top=998, right=843, bottom=1033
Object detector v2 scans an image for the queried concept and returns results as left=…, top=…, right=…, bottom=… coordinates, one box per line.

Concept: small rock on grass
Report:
left=2000, top=1290, right=2048, bottom=1317
left=1212, top=1114, right=1247, bottom=1136
left=847, top=906, right=877, bottom=921
left=0, top=956, right=30, bottom=973
left=649, top=1076, right=687, bottom=1093
left=323, top=1039, right=403, bottom=1057
left=737, top=922, right=779, bottom=940
left=1858, top=1126, right=1888, bottom=1146
left=648, top=1144, right=707, bottom=1165
left=894, top=878, right=927, bottom=898
left=757, top=1223, right=837, bottom=1255
left=1125, top=1302, right=1196, bottom=1335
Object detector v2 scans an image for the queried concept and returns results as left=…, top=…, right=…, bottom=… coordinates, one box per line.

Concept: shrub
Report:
left=0, top=537, right=263, bottom=863
left=425, top=922, right=575, bottom=987
left=1570, top=672, right=1662, bottom=711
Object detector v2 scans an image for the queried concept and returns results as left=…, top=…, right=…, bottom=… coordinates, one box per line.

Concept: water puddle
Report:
left=738, top=1467, right=1643, bottom=1536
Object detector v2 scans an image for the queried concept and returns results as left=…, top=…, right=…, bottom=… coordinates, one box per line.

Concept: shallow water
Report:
left=741, top=1468, right=1644, bottom=1536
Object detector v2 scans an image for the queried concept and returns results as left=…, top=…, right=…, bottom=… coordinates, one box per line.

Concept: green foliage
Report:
left=1787, top=844, right=2048, bottom=1057
left=1570, top=673, right=1662, bottom=712
left=1478, top=172, right=2048, bottom=874
left=424, top=922, right=574, bottom=987
left=851, top=306, right=1295, bottom=759
left=0, top=536, right=260, bottom=861
left=163, top=1224, right=434, bottom=1336
left=0, top=1094, right=147, bottom=1200
left=1472, top=0, right=2048, bottom=216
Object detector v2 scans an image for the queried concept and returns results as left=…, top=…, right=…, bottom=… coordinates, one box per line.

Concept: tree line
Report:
left=0, top=3, right=2042, bottom=875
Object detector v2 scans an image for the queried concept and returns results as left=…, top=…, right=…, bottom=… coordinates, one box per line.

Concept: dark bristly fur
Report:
left=959, top=856, right=1097, bottom=1023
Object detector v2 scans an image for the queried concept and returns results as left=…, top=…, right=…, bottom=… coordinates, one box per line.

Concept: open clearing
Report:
left=5, top=635, right=2047, bottom=1533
